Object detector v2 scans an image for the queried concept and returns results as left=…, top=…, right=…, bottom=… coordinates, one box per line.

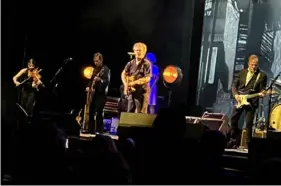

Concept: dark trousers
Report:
left=21, top=90, right=36, bottom=117
left=230, top=106, right=256, bottom=146
left=127, top=92, right=149, bottom=113
left=89, top=94, right=106, bottom=133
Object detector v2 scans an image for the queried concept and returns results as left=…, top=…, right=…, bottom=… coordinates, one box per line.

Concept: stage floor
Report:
left=79, top=132, right=248, bottom=154
left=79, top=132, right=119, bottom=140
left=77, top=132, right=249, bottom=171
left=225, top=148, right=248, bottom=154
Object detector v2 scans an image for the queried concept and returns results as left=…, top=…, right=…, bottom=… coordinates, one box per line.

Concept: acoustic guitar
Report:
left=124, top=76, right=148, bottom=95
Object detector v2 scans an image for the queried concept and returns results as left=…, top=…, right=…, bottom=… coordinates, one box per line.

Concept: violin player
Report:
left=13, top=58, right=43, bottom=117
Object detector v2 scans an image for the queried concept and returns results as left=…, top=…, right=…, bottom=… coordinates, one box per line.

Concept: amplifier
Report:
left=201, top=112, right=230, bottom=133
left=103, top=96, right=120, bottom=115
left=185, top=116, right=207, bottom=139
left=185, top=116, right=202, bottom=124
left=185, top=112, right=230, bottom=136
left=202, top=112, right=227, bottom=120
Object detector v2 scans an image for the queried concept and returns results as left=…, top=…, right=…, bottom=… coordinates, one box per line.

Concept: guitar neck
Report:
left=246, top=93, right=260, bottom=99
left=91, top=68, right=104, bottom=86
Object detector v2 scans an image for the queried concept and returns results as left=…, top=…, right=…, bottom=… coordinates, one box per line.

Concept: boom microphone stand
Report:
left=50, top=58, right=73, bottom=93
left=50, top=58, right=73, bottom=84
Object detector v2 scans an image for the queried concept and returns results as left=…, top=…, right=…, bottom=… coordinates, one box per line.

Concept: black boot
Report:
left=227, top=138, right=238, bottom=149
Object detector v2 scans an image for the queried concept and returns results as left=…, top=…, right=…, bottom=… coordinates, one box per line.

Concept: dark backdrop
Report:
left=2, top=0, right=204, bottom=118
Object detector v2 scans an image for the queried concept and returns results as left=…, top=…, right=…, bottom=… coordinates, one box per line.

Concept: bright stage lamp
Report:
left=162, top=65, right=183, bottom=106
left=83, top=66, right=94, bottom=79
left=162, top=65, right=183, bottom=88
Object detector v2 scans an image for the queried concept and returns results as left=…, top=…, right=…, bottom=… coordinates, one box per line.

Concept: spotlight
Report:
left=83, top=66, right=94, bottom=79
left=162, top=65, right=183, bottom=106
left=162, top=65, right=183, bottom=88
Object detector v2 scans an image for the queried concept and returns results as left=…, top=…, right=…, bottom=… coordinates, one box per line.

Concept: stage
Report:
left=77, top=132, right=250, bottom=172
left=79, top=132, right=119, bottom=140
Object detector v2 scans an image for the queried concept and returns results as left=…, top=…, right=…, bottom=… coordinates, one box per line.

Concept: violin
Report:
left=28, top=68, right=41, bottom=80
left=27, top=68, right=45, bottom=89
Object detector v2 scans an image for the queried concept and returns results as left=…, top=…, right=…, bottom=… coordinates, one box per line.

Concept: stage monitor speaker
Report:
left=118, top=112, right=156, bottom=140
left=200, top=112, right=230, bottom=136
left=185, top=116, right=208, bottom=139
left=119, top=112, right=157, bottom=127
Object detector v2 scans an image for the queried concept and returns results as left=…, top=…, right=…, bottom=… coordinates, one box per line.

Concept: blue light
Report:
left=146, top=52, right=156, bottom=64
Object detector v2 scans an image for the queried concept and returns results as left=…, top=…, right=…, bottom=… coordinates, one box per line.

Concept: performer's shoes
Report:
left=238, top=146, right=248, bottom=152
left=227, top=139, right=238, bottom=149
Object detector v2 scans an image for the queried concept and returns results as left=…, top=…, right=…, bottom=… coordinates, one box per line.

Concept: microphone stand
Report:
left=50, top=65, right=64, bottom=84
left=50, top=59, right=71, bottom=87
left=266, top=71, right=281, bottom=134
left=167, top=89, right=172, bottom=107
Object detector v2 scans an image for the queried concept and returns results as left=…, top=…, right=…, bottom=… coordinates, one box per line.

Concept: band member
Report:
left=13, top=58, right=43, bottom=117
left=229, top=54, right=267, bottom=148
left=121, top=42, right=151, bottom=113
left=146, top=53, right=160, bottom=114
left=85, top=53, right=110, bottom=134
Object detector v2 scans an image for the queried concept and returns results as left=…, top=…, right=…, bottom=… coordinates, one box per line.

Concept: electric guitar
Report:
left=235, top=90, right=276, bottom=109
left=124, top=76, right=148, bottom=95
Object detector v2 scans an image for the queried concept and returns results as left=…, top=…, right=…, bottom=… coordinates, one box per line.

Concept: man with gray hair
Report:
left=121, top=42, right=151, bottom=113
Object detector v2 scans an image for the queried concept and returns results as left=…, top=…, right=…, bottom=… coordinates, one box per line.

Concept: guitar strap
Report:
left=252, top=72, right=261, bottom=91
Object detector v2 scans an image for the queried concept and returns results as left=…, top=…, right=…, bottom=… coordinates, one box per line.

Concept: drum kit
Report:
left=256, top=79, right=281, bottom=131
left=269, top=79, right=281, bottom=131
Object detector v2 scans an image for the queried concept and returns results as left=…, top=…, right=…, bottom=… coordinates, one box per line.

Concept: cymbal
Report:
left=273, top=79, right=281, bottom=85
left=270, top=94, right=280, bottom=98
left=272, top=79, right=281, bottom=89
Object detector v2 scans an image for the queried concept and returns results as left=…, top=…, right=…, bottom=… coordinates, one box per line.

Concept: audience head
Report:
left=255, top=157, right=281, bottom=184
left=153, top=107, right=186, bottom=139
left=199, top=130, right=226, bottom=157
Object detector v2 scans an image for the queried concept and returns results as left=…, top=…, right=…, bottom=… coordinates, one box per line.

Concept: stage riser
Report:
left=248, top=137, right=281, bottom=170
left=222, top=154, right=249, bottom=172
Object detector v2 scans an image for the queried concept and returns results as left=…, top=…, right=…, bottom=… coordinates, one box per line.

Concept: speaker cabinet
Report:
left=119, top=112, right=157, bottom=127
left=117, top=112, right=156, bottom=140
left=185, top=116, right=207, bottom=139
left=200, top=112, right=230, bottom=136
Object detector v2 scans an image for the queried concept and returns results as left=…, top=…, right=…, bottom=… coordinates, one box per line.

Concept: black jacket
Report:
left=88, top=65, right=110, bottom=96
left=231, top=68, right=267, bottom=107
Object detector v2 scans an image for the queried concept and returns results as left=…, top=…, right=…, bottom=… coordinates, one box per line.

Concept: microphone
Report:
left=127, top=52, right=136, bottom=55
left=64, top=57, right=73, bottom=62
left=127, top=52, right=136, bottom=59
left=64, top=58, right=73, bottom=64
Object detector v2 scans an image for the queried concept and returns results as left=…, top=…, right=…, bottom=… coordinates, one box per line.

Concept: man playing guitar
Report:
left=121, top=42, right=151, bottom=113
left=84, top=53, right=110, bottom=134
left=229, top=54, right=268, bottom=149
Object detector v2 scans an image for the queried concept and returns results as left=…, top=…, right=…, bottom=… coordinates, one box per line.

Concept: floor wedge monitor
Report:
left=119, top=112, right=157, bottom=127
